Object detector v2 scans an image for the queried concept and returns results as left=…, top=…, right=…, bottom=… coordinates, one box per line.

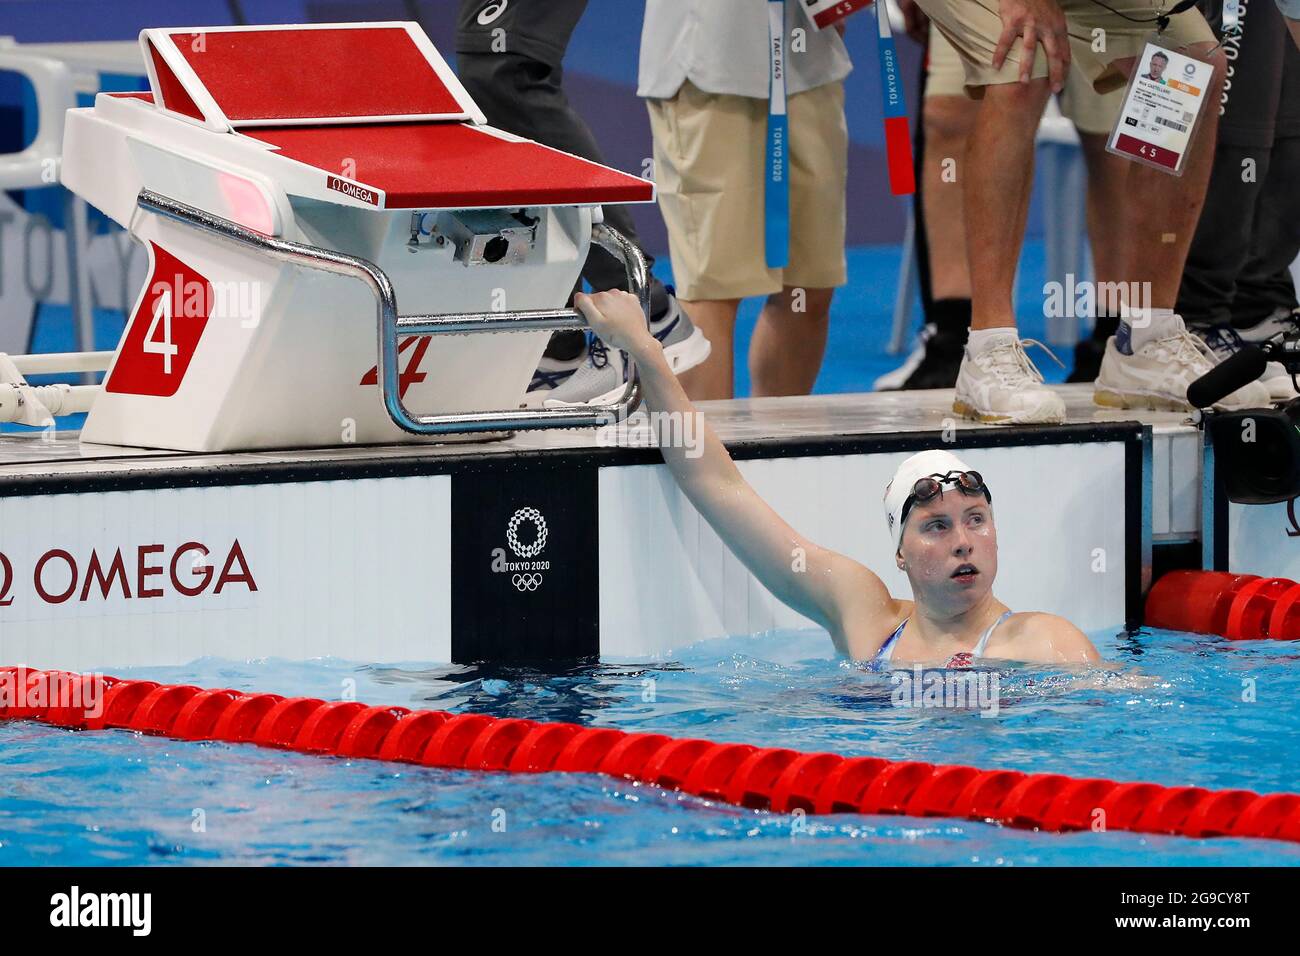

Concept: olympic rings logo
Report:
left=477, top=0, right=509, bottom=25
left=506, top=507, right=548, bottom=558
left=512, top=573, right=542, bottom=592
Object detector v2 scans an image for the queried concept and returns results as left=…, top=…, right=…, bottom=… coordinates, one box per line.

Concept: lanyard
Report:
left=1222, top=0, right=1240, bottom=33
left=765, top=0, right=790, bottom=269
left=876, top=1, right=915, bottom=195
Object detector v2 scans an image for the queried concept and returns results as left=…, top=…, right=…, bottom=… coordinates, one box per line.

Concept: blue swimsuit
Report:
left=869, top=610, right=1013, bottom=670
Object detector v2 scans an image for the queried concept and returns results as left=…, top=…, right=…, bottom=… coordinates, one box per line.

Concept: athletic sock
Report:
left=1117, top=307, right=1178, bottom=355
left=966, top=326, right=1019, bottom=353
left=930, top=298, right=972, bottom=338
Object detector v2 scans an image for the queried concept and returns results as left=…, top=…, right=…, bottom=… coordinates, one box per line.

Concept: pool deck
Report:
left=0, top=386, right=1202, bottom=540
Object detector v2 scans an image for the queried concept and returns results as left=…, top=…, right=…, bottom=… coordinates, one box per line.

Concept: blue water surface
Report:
left=3, top=626, right=1299, bottom=867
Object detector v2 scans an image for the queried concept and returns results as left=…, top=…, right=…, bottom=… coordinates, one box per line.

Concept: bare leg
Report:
left=1077, top=132, right=1131, bottom=292
left=1066, top=131, right=1133, bottom=381
left=1092, top=46, right=1268, bottom=410
left=965, top=78, right=1054, bottom=329
left=952, top=76, right=1067, bottom=423
left=922, top=95, right=979, bottom=300
left=678, top=298, right=741, bottom=400
left=1110, top=45, right=1227, bottom=313
left=749, top=286, right=834, bottom=396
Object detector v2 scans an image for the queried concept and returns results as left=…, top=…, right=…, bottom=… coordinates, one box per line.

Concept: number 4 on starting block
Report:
left=104, top=243, right=213, bottom=397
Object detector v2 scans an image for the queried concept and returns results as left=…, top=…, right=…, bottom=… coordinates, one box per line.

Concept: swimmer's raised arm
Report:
left=575, top=290, right=902, bottom=655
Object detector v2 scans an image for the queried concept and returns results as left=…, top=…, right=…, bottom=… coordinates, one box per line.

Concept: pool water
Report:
left=3, top=626, right=1300, bottom=866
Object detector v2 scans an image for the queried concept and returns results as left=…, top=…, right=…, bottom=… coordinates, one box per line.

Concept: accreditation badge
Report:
left=798, top=0, right=873, bottom=30
left=1106, top=36, right=1214, bottom=176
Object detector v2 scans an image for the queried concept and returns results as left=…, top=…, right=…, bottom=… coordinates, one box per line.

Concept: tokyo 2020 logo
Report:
left=506, top=507, right=548, bottom=558
left=492, top=506, right=550, bottom=592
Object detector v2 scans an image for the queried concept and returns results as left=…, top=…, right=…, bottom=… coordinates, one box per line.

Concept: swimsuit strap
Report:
left=873, top=610, right=1009, bottom=668
left=873, top=617, right=908, bottom=666
left=972, top=610, right=1014, bottom=658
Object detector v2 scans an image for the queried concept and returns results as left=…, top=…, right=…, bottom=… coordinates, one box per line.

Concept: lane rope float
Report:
left=1145, top=570, right=1300, bottom=640
left=4, top=666, right=1299, bottom=844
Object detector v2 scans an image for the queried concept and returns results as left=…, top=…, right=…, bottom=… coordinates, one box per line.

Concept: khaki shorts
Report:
left=924, top=27, right=1123, bottom=135
left=914, top=0, right=1215, bottom=96
left=645, top=79, right=848, bottom=301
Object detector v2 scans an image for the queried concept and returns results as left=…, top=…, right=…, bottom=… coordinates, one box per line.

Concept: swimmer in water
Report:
left=574, top=290, right=1102, bottom=668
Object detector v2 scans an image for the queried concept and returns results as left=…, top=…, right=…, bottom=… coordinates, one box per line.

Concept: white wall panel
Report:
left=1229, top=502, right=1300, bottom=579
left=600, top=442, right=1130, bottom=657
left=0, top=476, right=451, bottom=671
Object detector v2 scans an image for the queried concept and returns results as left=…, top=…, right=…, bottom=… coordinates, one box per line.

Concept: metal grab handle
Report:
left=136, top=189, right=649, bottom=435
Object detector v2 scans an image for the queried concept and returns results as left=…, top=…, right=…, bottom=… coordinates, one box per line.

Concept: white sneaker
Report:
left=543, top=289, right=710, bottom=408
left=1095, top=316, right=1271, bottom=412
left=1198, top=324, right=1299, bottom=403
left=543, top=336, right=630, bottom=408
left=953, top=334, right=1067, bottom=424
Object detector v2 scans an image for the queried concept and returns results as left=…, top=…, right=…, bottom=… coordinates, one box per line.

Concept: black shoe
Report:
left=1068, top=316, right=1121, bottom=383
left=875, top=323, right=966, bottom=390
left=903, top=327, right=965, bottom=389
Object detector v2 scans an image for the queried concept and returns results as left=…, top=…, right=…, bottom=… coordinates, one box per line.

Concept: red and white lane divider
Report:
left=4, top=666, right=1299, bottom=844
left=1146, top=571, right=1300, bottom=640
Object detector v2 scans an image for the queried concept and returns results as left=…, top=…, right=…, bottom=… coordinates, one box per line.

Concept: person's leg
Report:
left=965, top=78, right=1054, bottom=329
left=678, top=300, right=742, bottom=399
left=1176, top=0, right=1286, bottom=332
left=903, top=0, right=1066, bottom=422
left=923, top=95, right=977, bottom=301
left=1233, top=132, right=1300, bottom=324
left=647, top=84, right=777, bottom=400
left=1107, top=45, right=1224, bottom=318
left=1087, top=7, right=1269, bottom=410
left=763, top=80, right=848, bottom=397
left=1229, top=16, right=1300, bottom=327
left=1064, top=131, right=1130, bottom=381
left=749, top=287, right=834, bottom=396
left=456, top=51, right=660, bottom=302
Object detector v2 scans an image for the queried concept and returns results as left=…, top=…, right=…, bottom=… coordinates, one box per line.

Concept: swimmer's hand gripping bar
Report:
left=136, top=189, right=648, bottom=436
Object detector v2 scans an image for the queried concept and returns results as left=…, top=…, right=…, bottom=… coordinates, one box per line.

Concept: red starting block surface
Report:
left=243, top=123, right=655, bottom=209
left=171, top=26, right=465, bottom=122
left=142, top=22, right=483, bottom=128
left=131, top=22, right=654, bottom=209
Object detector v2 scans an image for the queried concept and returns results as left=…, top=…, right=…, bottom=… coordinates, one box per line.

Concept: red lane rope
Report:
left=1146, top=570, right=1300, bottom=640
left=4, top=666, right=1299, bottom=844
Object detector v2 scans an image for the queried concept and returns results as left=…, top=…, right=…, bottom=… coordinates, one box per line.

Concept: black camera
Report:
left=1209, top=400, right=1300, bottom=504
left=1263, top=329, right=1300, bottom=378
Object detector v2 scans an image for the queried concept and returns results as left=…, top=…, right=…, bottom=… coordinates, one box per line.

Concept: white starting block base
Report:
left=0, top=386, right=1204, bottom=672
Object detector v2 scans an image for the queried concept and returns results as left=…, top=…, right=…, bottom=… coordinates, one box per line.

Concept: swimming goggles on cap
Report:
left=899, top=471, right=992, bottom=527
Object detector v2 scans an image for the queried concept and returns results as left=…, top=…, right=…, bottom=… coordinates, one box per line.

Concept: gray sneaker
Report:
left=1198, top=322, right=1299, bottom=403
left=544, top=289, right=710, bottom=407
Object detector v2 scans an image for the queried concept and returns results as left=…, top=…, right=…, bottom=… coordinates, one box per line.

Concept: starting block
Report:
left=48, top=21, right=655, bottom=451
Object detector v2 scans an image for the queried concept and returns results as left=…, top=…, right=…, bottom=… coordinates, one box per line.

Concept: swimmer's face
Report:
left=897, top=493, right=997, bottom=607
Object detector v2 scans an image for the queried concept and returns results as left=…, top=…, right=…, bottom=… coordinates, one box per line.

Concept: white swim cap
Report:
left=883, top=450, right=979, bottom=553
